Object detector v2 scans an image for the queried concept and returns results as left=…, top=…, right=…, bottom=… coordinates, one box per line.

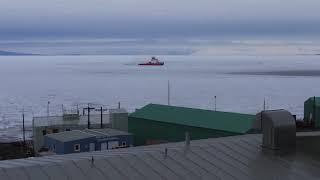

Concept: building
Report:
left=304, top=97, right=320, bottom=127
left=33, top=114, right=111, bottom=153
left=129, top=104, right=256, bottom=146
left=110, top=108, right=129, bottom=132
left=33, top=109, right=128, bottom=153
left=45, top=128, right=133, bottom=154
left=0, top=131, right=319, bottom=179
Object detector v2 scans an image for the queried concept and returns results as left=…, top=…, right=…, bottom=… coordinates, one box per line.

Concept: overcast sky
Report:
left=0, top=0, right=319, bottom=39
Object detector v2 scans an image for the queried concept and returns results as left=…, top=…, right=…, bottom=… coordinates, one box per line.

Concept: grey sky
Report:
left=0, top=0, right=319, bottom=38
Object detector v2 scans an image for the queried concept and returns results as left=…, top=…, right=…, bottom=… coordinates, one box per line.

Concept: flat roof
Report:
left=46, top=128, right=131, bottom=142
left=45, top=130, right=95, bottom=142
left=129, top=104, right=255, bottom=134
left=0, top=132, right=320, bottom=179
left=109, top=108, right=128, bottom=114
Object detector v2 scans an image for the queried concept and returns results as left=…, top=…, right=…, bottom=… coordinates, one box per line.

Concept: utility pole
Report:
left=263, top=98, right=266, bottom=111
left=95, top=107, right=108, bottom=128
left=118, top=102, right=121, bottom=109
left=83, top=104, right=95, bottom=129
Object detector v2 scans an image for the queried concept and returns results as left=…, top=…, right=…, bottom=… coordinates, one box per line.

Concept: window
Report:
left=122, top=141, right=127, bottom=146
left=53, top=129, right=59, bottom=133
left=66, top=128, right=71, bottom=131
left=42, top=130, right=47, bottom=136
left=74, top=144, right=80, bottom=152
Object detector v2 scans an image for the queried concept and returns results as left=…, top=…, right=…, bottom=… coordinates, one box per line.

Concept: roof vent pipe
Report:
left=261, top=110, right=296, bottom=153
left=184, top=132, right=190, bottom=153
left=164, top=148, right=168, bottom=159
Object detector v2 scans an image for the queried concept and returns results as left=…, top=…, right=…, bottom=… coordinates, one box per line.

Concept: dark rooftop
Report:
left=46, top=128, right=131, bottom=142
left=0, top=132, right=319, bottom=179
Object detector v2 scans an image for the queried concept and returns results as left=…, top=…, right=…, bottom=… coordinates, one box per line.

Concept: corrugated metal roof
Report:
left=0, top=133, right=319, bottom=179
left=45, top=130, right=96, bottom=142
left=129, top=104, right=255, bottom=134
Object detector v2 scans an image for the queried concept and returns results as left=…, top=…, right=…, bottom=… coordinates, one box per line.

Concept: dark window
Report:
left=66, top=128, right=71, bottom=131
left=53, top=129, right=59, bottom=133
left=122, top=141, right=126, bottom=146
left=42, top=130, right=47, bottom=136
left=74, top=144, right=80, bottom=152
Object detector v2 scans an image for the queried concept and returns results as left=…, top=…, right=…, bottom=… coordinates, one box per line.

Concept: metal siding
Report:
left=304, top=98, right=313, bottom=123
left=304, top=97, right=320, bottom=128
left=110, top=112, right=129, bottom=132
left=64, top=137, right=96, bottom=154
left=56, top=141, right=65, bottom=154
left=45, top=137, right=67, bottom=154
left=115, top=135, right=134, bottom=147
left=96, top=140, right=108, bottom=151
left=129, top=117, right=238, bottom=146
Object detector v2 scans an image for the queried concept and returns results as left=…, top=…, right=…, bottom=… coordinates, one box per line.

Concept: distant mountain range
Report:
left=0, top=50, right=37, bottom=56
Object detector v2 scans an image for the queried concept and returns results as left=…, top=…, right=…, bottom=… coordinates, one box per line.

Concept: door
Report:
left=101, top=143, right=107, bottom=150
left=89, top=143, right=95, bottom=151
left=108, top=141, right=119, bottom=149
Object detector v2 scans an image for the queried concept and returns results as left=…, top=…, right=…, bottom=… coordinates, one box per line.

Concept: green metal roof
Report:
left=305, top=97, right=320, bottom=106
left=129, top=104, right=255, bottom=134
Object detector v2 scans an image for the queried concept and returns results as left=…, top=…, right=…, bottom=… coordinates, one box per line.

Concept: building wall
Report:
left=95, top=135, right=133, bottom=151
left=45, top=135, right=133, bottom=154
left=63, top=138, right=97, bottom=154
left=129, top=117, right=240, bottom=146
left=304, top=99, right=320, bottom=128
left=44, top=137, right=65, bottom=154
left=110, top=113, right=128, bottom=132
left=113, top=135, right=133, bottom=148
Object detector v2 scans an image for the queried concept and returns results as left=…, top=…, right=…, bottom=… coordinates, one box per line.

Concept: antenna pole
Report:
left=100, top=106, right=103, bottom=129
left=47, top=101, right=50, bottom=117
left=88, top=103, right=90, bottom=129
left=214, top=96, right=217, bottom=111
left=314, top=96, right=316, bottom=126
left=22, top=108, right=25, bottom=144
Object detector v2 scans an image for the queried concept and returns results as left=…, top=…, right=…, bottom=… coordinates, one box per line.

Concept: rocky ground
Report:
left=0, top=141, right=34, bottom=160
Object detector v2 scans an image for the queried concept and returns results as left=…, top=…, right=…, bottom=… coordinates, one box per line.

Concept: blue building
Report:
left=44, top=128, right=133, bottom=154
